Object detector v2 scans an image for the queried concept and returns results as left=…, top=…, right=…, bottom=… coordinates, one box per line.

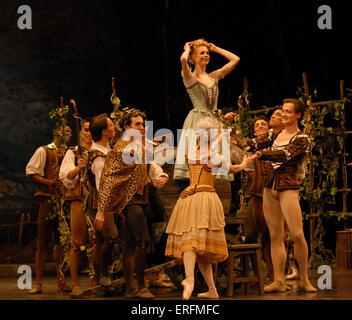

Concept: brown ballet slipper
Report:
left=28, top=285, right=42, bottom=294
left=264, top=281, right=287, bottom=293
left=299, top=281, right=318, bottom=292
left=181, top=277, right=194, bottom=300
left=197, top=287, right=219, bottom=299
left=70, top=286, right=84, bottom=299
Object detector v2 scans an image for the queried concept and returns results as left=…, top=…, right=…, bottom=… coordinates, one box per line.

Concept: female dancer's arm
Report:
left=229, top=154, right=253, bottom=174
left=180, top=42, right=192, bottom=79
left=209, top=43, right=240, bottom=79
left=207, top=152, right=253, bottom=175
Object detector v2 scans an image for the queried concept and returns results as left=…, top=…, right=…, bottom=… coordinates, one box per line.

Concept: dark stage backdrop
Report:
left=0, top=0, right=351, bottom=229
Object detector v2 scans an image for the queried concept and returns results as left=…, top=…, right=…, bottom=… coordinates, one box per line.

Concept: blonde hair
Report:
left=189, top=38, right=210, bottom=65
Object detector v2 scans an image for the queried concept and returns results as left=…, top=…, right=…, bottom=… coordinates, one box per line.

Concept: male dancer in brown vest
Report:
left=243, top=115, right=274, bottom=281
left=26, top=125, right=72, bottom=294
left=59, top=118, right=93, bottom=297
left=86, top=114, right=115, bottom=288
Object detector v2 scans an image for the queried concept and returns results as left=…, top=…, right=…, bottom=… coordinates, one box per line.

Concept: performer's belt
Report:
left=180, top=184, right=216, bottom=198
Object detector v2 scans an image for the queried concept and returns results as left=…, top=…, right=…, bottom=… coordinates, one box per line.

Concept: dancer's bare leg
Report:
left=262, top=240, right=274, bottom=282
left=182, top=250, right=196, bottom=299
left=279, top=190, right=317, bottom=292
left=122, top=246, right=137, bottom=296
left=28, top=199, right=50, bottom=294
left=27, top=241, right=47, bottom=293
left=286, top=258, right=300, bottom=280
left=197, top=258, right=218, bottom=299
left=263, top=187, right=286, bottom=292
left=69, top=201, right=87, bottom=295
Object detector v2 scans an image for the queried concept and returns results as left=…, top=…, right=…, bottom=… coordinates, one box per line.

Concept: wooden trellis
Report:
left=301, top=73, right=351, bottom=262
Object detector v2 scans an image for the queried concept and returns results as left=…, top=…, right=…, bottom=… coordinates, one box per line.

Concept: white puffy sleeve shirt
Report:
left=59, top=148, right=79, bottom=189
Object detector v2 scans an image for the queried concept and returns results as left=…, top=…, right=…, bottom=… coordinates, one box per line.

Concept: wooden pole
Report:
left=308, top=95, right=316, bottom=261
left=302, top=73, right=316, bottom=261
left=247, top=106, right=277, bottom=115
left=312, top=99, right=345, bottom=107
left=243, top=77, right=248, bottom=96
left=18, top=213, right=25, bottom=246
left=302, top=72, right=309, bottom=96
left=112, top=77, right=116, bottom=97
left=60, top=96, right=64, bottom=109
left=27, top=213, right=32, bottom=242
left=340, top=80, right=344, bottom=100
left=340, top=80, right=348, bottom=228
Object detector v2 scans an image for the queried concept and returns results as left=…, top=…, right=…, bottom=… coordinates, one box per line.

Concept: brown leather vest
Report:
left=248, top=158, right=266, bottom=199
left=86, top=149, right=108, bottom=209
left=63, top=147, right=84, bottom=201
left=34, top=146, right=60, bottom=198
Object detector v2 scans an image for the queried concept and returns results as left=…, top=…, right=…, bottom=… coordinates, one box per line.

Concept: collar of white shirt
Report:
left=90, top=141, right=110, bottom=155
left=47, top=142, right=56, bottom=149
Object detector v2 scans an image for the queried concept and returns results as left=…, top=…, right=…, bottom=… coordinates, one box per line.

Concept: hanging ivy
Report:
left=47, top=103, right=72, bottom=285
left=298, top=85, right=351, bottom=267
left=299, top=92, right=348, bottom=213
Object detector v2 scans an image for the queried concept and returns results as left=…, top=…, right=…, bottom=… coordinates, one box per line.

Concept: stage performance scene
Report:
left=1, top=0, right=352, bottom=305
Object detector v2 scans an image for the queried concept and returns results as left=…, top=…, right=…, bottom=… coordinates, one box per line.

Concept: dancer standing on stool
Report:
left=247, top=99, right=317, bottom=293
left=174, top=39, right=239, bottom=180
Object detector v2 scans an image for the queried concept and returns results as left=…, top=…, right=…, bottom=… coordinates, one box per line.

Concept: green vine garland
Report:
left=298, top=85, right=351, bottom=267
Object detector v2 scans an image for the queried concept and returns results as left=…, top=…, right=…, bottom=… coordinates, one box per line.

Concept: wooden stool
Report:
left=226, top=243, right=264, bottom=296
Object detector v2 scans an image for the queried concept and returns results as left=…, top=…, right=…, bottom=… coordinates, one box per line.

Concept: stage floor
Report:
left=1, top=268, right=351, bottom=300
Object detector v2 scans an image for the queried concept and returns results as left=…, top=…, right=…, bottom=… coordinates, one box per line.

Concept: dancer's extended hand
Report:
left=94, top=211, right=105, bottom=230
left=251, top=151, right=262, bottom=160
left=241, top=155, right=252, bottom=168
left=224, top=112, right=237, bottom=122
left=153, top=176, right=168, bottom=188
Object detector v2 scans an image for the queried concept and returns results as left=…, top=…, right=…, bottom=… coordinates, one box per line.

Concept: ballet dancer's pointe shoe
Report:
left=299, top=281, right=318, bottom=292
left=181, top=278, right=194, bottom=300
left=264, top=281, right=286, bottom=293
left=197, top=287, right=219, bottom=299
